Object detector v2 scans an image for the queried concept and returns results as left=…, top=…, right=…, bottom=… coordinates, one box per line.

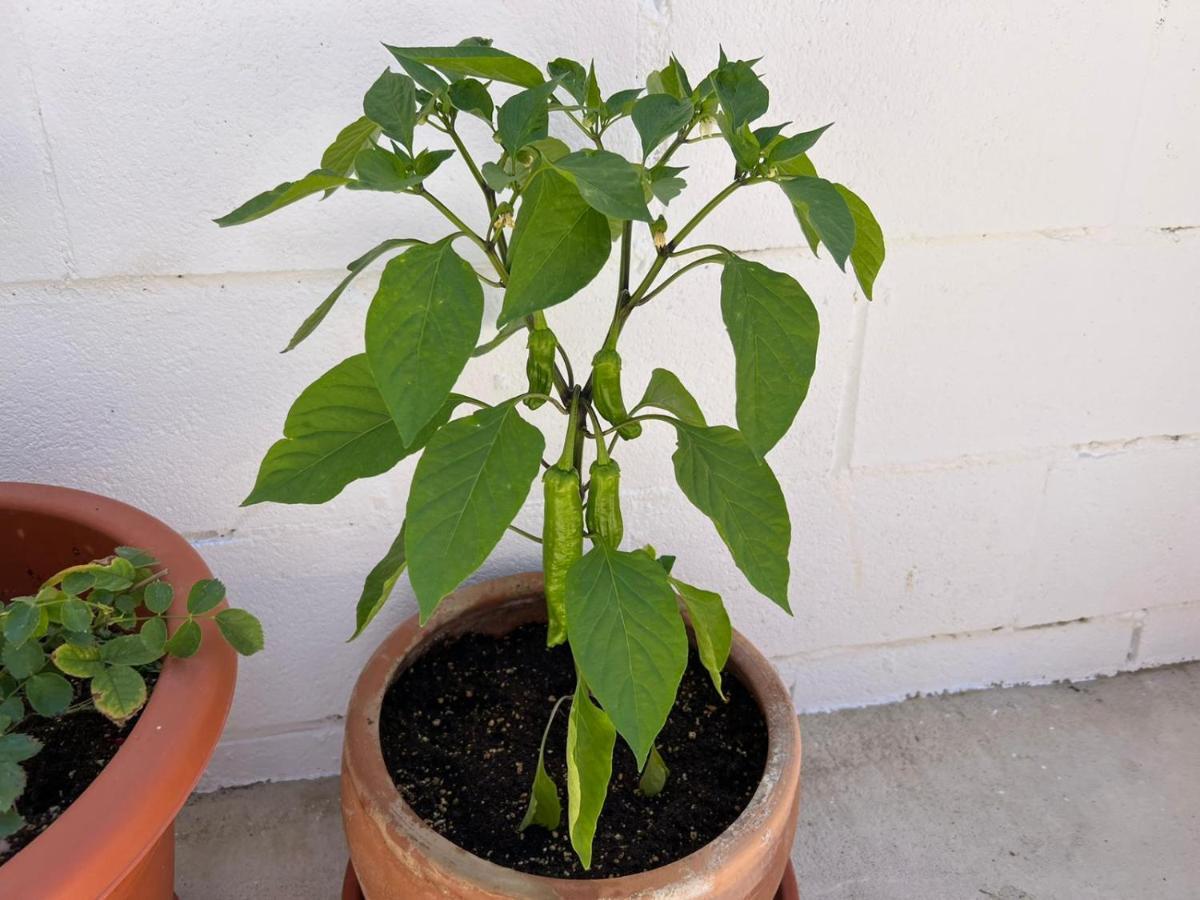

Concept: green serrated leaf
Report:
left=165, top=619, right=202, bottom=659
left=90, top=665, right=147, bottom=724
left=1, top=641, right=44, bottom=680
left=59, top=597, right=92, bottom=632
left=214, top=170, right=349, bottom=227
left=720, top=256, right=819, bottom=457
left=363, top=70, right=418, bottom=152
left=672, top=578, right=733, bottom=699
left=672, top=424, right=791, bottom=611
left=565, top=544, right=686, bottom=768
left=187, top=579, right=226, bottom=615
left=100, top=634, right=163, bottom=667
left=62, top=571, right=95, bottom=596
left=406, top=403, right=544, bottom=622
left=141, top=616, right=168, bottom=654
left=25, top=672, right=72, bottom=717
left=385, top=45, right=543, bottom=88
left=3, top=601, right=38, bottom=648
left=835, top=184, right=885, bottom=300
left=0, top=733, right=40, bottom=764
left=215, top=609, right=264, bottom=656
left=144, top=581, right=173, bottom=614
left=366, top=239, right=484, bottom=444
left=780, top=176, right=855, bottom=270
left=350, top=524, right=407, bottom=640
left=0, top=760, right=26, bottom=811
left=551, top=150, right=652, bottom=222
left=114, top=546, right=158, bottom=568
left=566, top=677, right=615, bottom=869
left=498, top=169, right=611, bottom=326
left=51, top=643, right=105, bottom=678
left=631, top=94, right=693, bottom=159
left=635, top=367, right=706, bottom=426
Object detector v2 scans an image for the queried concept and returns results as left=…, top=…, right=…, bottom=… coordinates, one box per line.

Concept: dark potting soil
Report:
left=0, top=670, right=158, bottom=865
left=379, top=623, right=768, bottom=879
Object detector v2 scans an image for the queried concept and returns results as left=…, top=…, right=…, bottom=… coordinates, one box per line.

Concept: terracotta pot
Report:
left=0, top=483, right=237, bottom=899
left=341, top=572, right=802, bottom=899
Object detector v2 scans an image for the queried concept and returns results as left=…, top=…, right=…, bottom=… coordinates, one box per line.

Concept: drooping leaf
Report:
left=720, top=256, right=819, bottom=457
left=551, top=150, right=652, bottom=222
left=165, top=619, right=202, bottom=659
left=446, top=78, right=494, bottom=123
left=519, top=700, right=563, bottom=832
left=319, top=116, right=380, bottom=185
left=565, top=544, right=687, bottom=768
left=631, top=94, right=693, bottom=159
left=497, top=81, right=557, bottom=155
left=634, top=367, right=706, bottom=426
left=25, top=672, right=72, bottom=717
left=405, top=403, right=545, bottom=622
left=350, top=523, right=407, bottom=640
left=498, top=170, right=611, bottom=326
left=90, top=666, right=147, bottom=724
left=214, top=170, right=349, bottom=227
left=780, top=176, right=855, bottom=270
left=385, top=45, right=543, bottom=88
left=672, top=424, right=791, bottom=611
left=215, top=609, right=265, bottom=655
left=566, top=678, right=615, bottom=869
left=638, top=745, right=669, bottom=796
left=51, top=643, right=105, bottom=678
left=768, top=123, right=833, bottom=165
left=835, top=184, right=885, bottom=300
left=672, top=577, right=733, bottom=698
left=366, top=239, right=484, bottom=444
left=713, top=60, right=768, bottom=129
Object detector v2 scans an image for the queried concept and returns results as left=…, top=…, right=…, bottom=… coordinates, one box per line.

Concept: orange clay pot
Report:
left=341, top=572, right=802, bottom=899
left=0, top=483, right=237, bottom=899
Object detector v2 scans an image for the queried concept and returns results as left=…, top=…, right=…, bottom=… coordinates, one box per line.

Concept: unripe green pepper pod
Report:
left=542, top=464, right=582, bottom=646
left=524, top=327, right=557, bottom=409
left=586, top=458, right=623, bottom=548
left=590, top=348, right=642, bottom=440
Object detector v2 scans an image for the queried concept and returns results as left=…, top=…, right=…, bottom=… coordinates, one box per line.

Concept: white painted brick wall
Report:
left=2, top=0, right=1197, bottom=787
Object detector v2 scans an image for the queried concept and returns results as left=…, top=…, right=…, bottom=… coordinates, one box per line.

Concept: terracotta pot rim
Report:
left=342, top=571, right=801, bottom=896
left=0, top=482, right=237, bottom=897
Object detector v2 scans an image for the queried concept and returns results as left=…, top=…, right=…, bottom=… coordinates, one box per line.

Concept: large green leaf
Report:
left=565, top=544, right=686, bottom=768
left=363, top=70, right=417, bottom=151
left=631, top=94, right=693, bottom=158
left=672, top=424, right=791, bottom=611
left=366, top=239, right=484, bottom=444
left=498, top=170, right=611, bottom=326
left=672, top=577, right=732, bottom=699
left=385, top=45, right=543, bottom=88
left=566, top=678, right=615, bottom=870
left=634, top=367, right=706, bottom=426
left=244, top=355, right=437, bottom=506
left=214, top=170, right=348, bottom=227
left=835, top=184, right=885, bottom=300
left=350, top=523, right=407, bottom=640
left=713, top=60, right=768, bottom=129
left=319, top=116, right=380, bottom=181
left=405, top=403, right=545, bottom=621
left=720, top=257, right=819, bottom=457
left=780, top=176, right=856, bottom=270
left=497, top=81, right=556, bottom=155
left=551, top=150, right=652, bottom=222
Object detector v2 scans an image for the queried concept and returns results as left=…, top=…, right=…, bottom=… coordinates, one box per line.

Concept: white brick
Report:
left=1025, top=438, right=1200, bottom=624
left=1137, top=603, right=1200, bottom=668
left=781, top=615, right=1135, bottom=713
left=853, top=230, right=1200, bottom=466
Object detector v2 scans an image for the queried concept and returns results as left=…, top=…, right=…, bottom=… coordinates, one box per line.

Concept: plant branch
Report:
left=415, top=187, right=508, bottom=281
left=508, top=524, right=543, bottom=544
left=634, top=254, right=728, bottom=307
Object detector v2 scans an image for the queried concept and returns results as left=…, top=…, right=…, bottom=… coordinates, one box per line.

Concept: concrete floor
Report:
left=176, top=662, right=1199, bottom=899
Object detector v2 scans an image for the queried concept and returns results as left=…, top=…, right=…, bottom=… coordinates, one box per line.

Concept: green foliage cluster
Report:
left=0, top=548, right=263, bottom=837
left=220, top=38, right=883, bottom=867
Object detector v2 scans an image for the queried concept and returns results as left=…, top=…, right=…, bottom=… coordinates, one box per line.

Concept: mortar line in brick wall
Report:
left=218, top=714, right=345, bottom=744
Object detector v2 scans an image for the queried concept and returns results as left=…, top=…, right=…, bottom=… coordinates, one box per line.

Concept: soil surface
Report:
left=380, top=623, right=768, bottom=878
left=0, top=670, right=157, bottom=864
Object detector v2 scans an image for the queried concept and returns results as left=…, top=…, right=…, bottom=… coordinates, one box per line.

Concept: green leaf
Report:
left=518, top=708, right=562, bottom=832
left=768, top=123, right=832, bottom=164
left=319, top=116, right=380, bottom=184
left=672, top=578, right=732, bottom=699
left=165, top=619, right=202, bottom=659
left=51, top=643, right=105, bottom=678
left=497, top=81, right=557, bottom=156
left=547, top=57, right=587, bottom=103
left=90, top=666, right=147, bottom=724
left=0, top=810, right=24, bottom=838
left=25, top=672, right=72, bottom=717
left=631, top=94, right=693, bottom=158
left=720, top=118, right=760, bottom=171
left=566, top=678, right=615, bottom=870
left=835, top=184, right=885, bottom=300
left=672, top=424, right=791, bottom=611
left=350, top=146, right=423, bottom=192
left=214, top=170, right=348, bottom=227
left=100, top=634, right=163, bottom=667
left=115, top=546, right=157, bottom=568
left=551, top=150, right=652, bottom=222
left=215, top=609, right=265, bottom=656
left=498, top=170, right=611, bottom=327
left=363, top=70, right=418, bottom=151
left=1, top=641, right=44, bottom=680
left=713, top=60, right=768, bottom=129
left=366, top=239, right=484, bottom=444
left=141, top=616, right=168, bottom=654
left=604, top=88, right=642, bottom=118
left=565, top=544, right=687, bottom=768
left=647, top=56, right=692, bottom=100
left=3, top=602, right=38, bottom=647
left=648, top=162, right=687, bottom=205
left=780, top=176, right=855, bottom=270
left=0, top=733, right=40, bottom=764
left=144, top=581, right=173, bottom=614
left=60, top=597, right=92, bottom=632
left=0, top=761, right=26, bottom=811
left=406, top=403, right=545, bottom=622
left=391, top=55, right=448, bottom=95
left=720, top=257, right=819, bottom=457
left=187, top=579, right=226, bottom=615
left=639, top=745, right=669, bottom=797
left=62, top=571, right=95, bottom=596
left=481, top=162, right=517, bottom=192
left=385, top=44, right=543, bottom=88
left=446, top=78, right=494, bottom=123
left=244, top=354, right=417, bottom=506
left=350, top=524, right=407, bottom=640
left=634, top=367, right=706, bottom=426
left=414, top=148, right=454, bottom=178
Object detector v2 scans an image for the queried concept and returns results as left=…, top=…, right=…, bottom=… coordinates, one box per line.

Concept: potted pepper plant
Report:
left=219, top=37, right=883, bottom=898
left=0, top=483, right=262, bottom=898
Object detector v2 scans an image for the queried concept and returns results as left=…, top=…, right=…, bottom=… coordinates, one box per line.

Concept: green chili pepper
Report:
left=524, top=327, right=557, bottom=409
left=586, top=459, right=623, bottom=548
left=542, top=389, right=583, bottom=646
left=591, top=348, right=642, bottom=440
